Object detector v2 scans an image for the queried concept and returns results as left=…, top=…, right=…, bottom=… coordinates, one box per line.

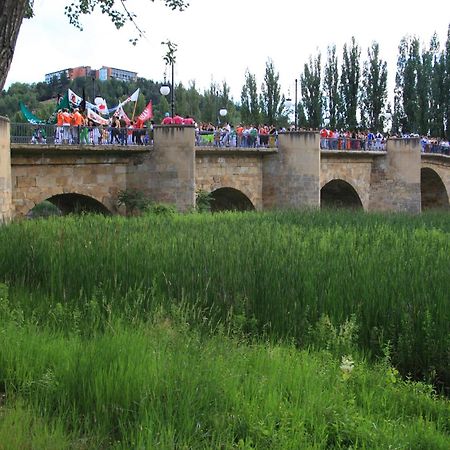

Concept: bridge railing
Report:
left=10, top=123, right=153, bottom=146
left=320, top=137, right=386, bottom=151
left=195, top=130, right=279, bottom=149
left=422, top=143, right=450, bottom=155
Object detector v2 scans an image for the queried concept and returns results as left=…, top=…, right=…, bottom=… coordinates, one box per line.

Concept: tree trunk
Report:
left=0, top=0, right=28, bottom=91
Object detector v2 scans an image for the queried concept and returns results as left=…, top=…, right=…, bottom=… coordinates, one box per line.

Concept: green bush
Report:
left=144, top=202, right=177, bottom=215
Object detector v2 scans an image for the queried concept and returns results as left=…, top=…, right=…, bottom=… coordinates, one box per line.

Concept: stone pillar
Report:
left=0, top=116, right=12, bottom=222
left=262, top=131, right=320, bottom=209
left=369, top=138, right=421, bottom=213
left=128, top=125, right=196, bottom=211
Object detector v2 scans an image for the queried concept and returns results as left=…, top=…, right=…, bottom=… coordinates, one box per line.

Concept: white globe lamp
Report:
left=160, top=85, right=170, bottom=96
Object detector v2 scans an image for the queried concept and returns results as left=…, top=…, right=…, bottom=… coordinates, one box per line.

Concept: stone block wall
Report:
left=263, top=131, right=320, bottom=209
left=369, top=138, right=421, bottom=213
left=11, top=150, right=131, bottom=216
left=127, top=126, right=196, bottom=211
left=0, top=117, right=12, bottom=222
left=195, top=151, right=263, bottom=209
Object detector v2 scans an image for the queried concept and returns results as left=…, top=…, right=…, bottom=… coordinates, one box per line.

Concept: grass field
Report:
left=0, top=210, right=449, bottom=448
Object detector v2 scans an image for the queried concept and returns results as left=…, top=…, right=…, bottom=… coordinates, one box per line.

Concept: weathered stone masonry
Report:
left=1, top=126, right=450, bottom=220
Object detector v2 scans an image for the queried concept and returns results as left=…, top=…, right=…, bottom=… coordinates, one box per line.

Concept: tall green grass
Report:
left=1, top=311, right=449, bottom=449
left=0, top=210, right=449, bottom=386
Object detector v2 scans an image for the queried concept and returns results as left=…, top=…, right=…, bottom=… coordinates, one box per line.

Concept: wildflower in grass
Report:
left=340, top=355, right=355, bottom=380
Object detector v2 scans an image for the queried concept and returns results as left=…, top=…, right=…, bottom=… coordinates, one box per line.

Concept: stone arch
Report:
left=421, top=168, right=449, bottom=210
left=210, top=187, right=255, bottom=212
left=30, top=193, right=112, bottom=216
left=320, top=179, right=363, bottom=209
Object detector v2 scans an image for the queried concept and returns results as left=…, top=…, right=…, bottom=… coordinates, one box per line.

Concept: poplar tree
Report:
left=324, top=45, right=340, bottom=129
left=404, top=38, right=421, bottom=133
left=416, top=37, right=435, bottom=135
left=393, top=37, right=408, bottom=134
left=300, top=53, right=323, bottom=129
left=361, top=42, right=387, bottom=132
left=260, top=59, right=283, bottom=126
left=444, top=25, right=450, bottom=139
left=240, top=70, right=260, bottom=125
left=341, top=37, right=361, bottom=130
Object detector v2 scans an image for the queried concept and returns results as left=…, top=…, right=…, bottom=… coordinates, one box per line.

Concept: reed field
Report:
left=0, top=210, right=449, bottom=448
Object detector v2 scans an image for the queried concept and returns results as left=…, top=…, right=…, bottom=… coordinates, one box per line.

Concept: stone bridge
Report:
left=1, top=116, right=449, bottom=220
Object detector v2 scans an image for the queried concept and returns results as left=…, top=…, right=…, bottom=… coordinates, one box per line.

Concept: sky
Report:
left=5, top=0, right=450, bottom=104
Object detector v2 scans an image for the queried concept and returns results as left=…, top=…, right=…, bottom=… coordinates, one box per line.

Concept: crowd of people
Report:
left=319, top=129, right=386, bottom=151
left=195, top=123, right=282, bottom=148
left=22, top=111, right=450, bottom=156
left=49, top=108, right=154, bottom=146
left=419, top=135, right=450, bottom=154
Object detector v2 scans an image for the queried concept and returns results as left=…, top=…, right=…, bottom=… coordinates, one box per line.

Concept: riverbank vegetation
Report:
left=0, top=210, right=449, bottom=448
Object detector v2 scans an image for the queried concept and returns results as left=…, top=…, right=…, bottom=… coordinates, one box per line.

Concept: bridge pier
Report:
left=369, top=138, right=421, bottom=213
left=263, top=131, right=320, bottom=209
left=128, top=125, right=196, bottom=212
left=0, top=116, right=12, bottom=222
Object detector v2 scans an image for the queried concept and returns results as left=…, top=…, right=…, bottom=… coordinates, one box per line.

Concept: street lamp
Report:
left=294, top=78, right=298, bottom=131
left=161, top=40, right=177, bottom=118
left=284, top=79, right=298, bottom=130
left=160, top=84, right=170, bottom=96
left=219, top=108, right=227, bottom=121
left=284, top=97, right=293, bottom=110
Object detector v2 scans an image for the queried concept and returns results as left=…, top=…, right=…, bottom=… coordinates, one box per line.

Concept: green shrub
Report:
left=144, top=202, right=177, bottom=215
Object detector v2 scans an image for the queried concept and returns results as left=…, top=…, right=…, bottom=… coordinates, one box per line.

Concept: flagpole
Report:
left=131, top=101, right=138, bottom=122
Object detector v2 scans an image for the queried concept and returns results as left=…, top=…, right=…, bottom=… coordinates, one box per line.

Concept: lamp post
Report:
left=284, top=96, right=293, bottom=128
left=285, top=80, right=299, bottom=130
left=219, top=108, right=227, bottom=122
left=294, top=78, right=298, bottom=131
left=160, top=40, right=177, bottom=117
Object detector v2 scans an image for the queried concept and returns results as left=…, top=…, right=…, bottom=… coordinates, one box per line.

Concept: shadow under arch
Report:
left=321, top=179, right=363, bottom=209
left=421, top=168, right=449, bottom=210
left=210, top=187, right=255, bottom=212
left=45, top=193, right=112, bottom=216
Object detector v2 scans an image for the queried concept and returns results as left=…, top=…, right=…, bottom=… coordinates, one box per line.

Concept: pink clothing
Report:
left=162, top=116, right=173, bottom=125
left=183, top=117, right=194, bottom=125
left=172, top=115, right=184, bottom=125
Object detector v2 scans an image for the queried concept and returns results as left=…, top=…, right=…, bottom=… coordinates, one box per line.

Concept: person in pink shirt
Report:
left=183, top=115, right=195, bottom=125
left=161, top=113, right=173, bottom=125
left=172, top=113, right=184, bottom=125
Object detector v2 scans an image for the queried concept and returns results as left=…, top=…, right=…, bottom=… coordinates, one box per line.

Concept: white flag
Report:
left=68, top=89, right=82, bottom=106
left=94, top=97, right=109, bottom=115
left=87, top=108, right=109, bottom=125
left=129, top=88, right=140, bottom=102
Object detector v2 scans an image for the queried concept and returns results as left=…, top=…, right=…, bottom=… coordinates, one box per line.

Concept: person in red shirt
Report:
left=172, top=113, right=184, bottom=125
left=161, top=113, right=173, bottom=125
left=183, top=115, right=195, bottom=125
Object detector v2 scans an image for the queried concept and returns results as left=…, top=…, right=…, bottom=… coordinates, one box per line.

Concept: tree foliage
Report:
left=240, top=70, right=260, bottom=126
left=361, top=42, right=387, bottom=131
left=324, top=45, right=341, bottom=129
left=260, top=59, right=284, bottom=126
left=341, top=37, right=361, bottom=130
left=300, top=54, right=323, bottom=129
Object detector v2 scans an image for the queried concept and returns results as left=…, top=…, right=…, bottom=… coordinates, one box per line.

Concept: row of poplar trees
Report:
left=240, top=26, right=450, bottom=138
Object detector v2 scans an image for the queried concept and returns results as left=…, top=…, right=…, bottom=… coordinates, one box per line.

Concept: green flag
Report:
left=19, top=102, right=46, bottom=125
